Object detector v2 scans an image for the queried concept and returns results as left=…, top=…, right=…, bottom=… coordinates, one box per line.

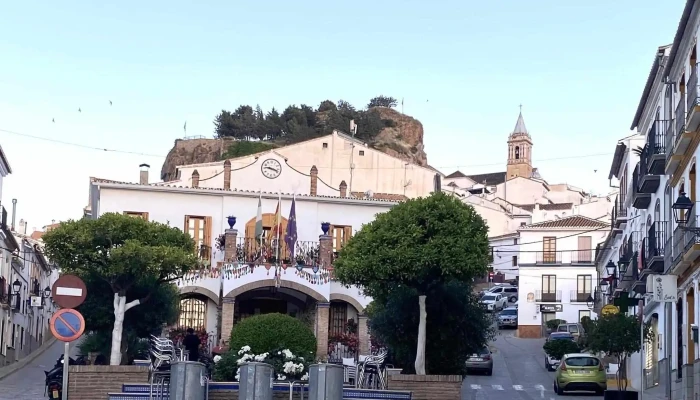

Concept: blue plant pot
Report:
left=321, top=222, right=330, bottom=235
left=227, top=216, right=237, bottom=229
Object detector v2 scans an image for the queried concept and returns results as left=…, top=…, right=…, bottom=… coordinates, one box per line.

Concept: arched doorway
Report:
left=178, top=295, right=208, bottom=330
left=234, top=286, right=317, bottom=327
left=645, top=313, right=659, bottom=388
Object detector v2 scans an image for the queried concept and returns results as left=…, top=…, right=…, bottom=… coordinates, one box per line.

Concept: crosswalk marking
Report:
left=466, top=384, right=549, bottom=391
left=492, top=385, right=504, bottom=390
left=470, top=384, right=481, bottom=389
left=513, top=385, right=523, bottom=391
left=535, top=384, right=545, bottom=391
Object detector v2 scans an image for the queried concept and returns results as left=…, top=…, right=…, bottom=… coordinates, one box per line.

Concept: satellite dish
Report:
left=365, top=190, right=374, bottom=198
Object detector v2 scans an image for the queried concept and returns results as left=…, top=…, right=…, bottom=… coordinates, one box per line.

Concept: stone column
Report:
left=358, top=314, right=370, bottom=356
left=223, top=160, right=231, bottom=190
left=221, top=298, right=235, bottom=346
left=339, top=180, right=347, bottom=197
left=310, top=166, right=318, bottom=196
left=192, top=169, right=200, bottom=188
left=319, top=234, right=332, bottom=267
left=224, top=229, right=238, bottom=262
left=315, top=302, right=330, bottom=360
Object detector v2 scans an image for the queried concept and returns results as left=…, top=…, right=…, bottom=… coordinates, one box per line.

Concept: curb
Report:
left=0, top=337, right=58, bottom=380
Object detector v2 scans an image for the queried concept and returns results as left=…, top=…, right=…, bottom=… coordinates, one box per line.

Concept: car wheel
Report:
left=556, top=382, right=564, bottom=395
left=510, top=296, right=517, bottom=302
left=486, top=368, right=493, bottom=376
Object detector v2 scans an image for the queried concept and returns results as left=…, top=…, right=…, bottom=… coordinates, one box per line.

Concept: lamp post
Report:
left=586, top=294, right=595, bottom=309
left=11, top=279, right=21, bottom=311
left=672, top=192, right=694, bottom=225
left=42, top=286, right=51, bottom=306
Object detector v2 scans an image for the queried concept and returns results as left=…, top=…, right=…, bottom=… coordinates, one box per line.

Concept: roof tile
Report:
left=521, top=215, right=609, bottom=229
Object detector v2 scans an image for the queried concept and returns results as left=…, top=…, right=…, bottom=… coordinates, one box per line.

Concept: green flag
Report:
left=255, top=195, right=263, bottom=239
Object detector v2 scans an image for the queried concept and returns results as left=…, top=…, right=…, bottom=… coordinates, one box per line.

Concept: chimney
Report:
left=18, top=218, right=25, bottom=234
left=339, top=180, right=347, bottom=197
left=139, top=163, right=150, bottom=185
left=192, top=170, right=200, bottom=188
left=11, top=198, right=16, bottom=230
left=310, top=166, right=318, bottom=196
left=223, top=160, right=231, bottom=190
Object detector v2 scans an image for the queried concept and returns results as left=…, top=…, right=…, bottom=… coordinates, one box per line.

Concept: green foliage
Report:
left=367, top=95, right=398, bottom=109
left=587, top=314, right=652, bottom=360
left=42, top=213, right=199, bottom=295
left=543, top=339, right=580, bottom=360
left=229, top=313, right=317, bottom=361
left=333, top=192, right=490, bottom=300
left=213, top=97, right=397, bottom=143
left=221, top=141, right=277, bottom=159
left=79, top=330, right=150, bottom=364
left=546, top=319, right=567, bottom=331
left=367, top=281, right=494, bottom=374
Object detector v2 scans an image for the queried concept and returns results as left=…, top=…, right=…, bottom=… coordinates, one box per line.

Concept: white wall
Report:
left=519, top=229, right=609, bottom=264
left=489, top=235, right=519, bottom=280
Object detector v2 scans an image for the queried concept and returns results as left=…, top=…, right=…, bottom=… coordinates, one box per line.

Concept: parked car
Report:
left=480, top=294, right=507, bottom=312
left=553, top=353, right=606, bottom=395
left=465, top=346, right=493, bottom=375
left=480, top=285, right=518, bottom=302
left=544, top=332, right=575, bottom=371
left=497, top=307, right=518, bottom=329
left=556, top=323, right=585, bottom=340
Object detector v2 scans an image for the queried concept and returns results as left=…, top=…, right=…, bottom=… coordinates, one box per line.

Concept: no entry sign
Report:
left=51, top=275, right=87, bottom=309
left=50, top=309, right=85, bottom=342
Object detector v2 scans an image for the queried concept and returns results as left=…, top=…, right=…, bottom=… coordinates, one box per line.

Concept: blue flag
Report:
left=284, top=197, right=298, bottom=259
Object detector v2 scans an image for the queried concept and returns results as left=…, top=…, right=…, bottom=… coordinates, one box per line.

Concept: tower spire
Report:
left=512, top=106, right=528, bottom=135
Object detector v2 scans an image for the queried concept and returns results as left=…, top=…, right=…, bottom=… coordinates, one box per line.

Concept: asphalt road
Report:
left=461, top=319, right=601, bottom=400
left=0, top=339, right=81, bottom=400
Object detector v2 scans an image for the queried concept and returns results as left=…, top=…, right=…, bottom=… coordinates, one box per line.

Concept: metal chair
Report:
left=148, top=336, right=176, bottom=400
left=356, top=349, right=388, bottom=389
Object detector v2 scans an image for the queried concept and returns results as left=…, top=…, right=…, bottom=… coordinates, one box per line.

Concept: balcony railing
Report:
left=535, top=290, right=562, bottom=302
left=233, top=237, right=325, bottom=267
left=675, top=97, right=687, bottom=147
left=644, top=119, right=668, bottom=176
left=569, top=290, right=594, bottom=303
left=535, top=251, right=561, bottom=264
left=688, top=67, right=698, bottom=115
left=612, top=195, right=628, bottom=228
left=644, top=221, right=667, bottom=272
left=671, top=204, right=700, bottom=269
left=570, top=250, right=594, bottom=264
left=531, top=250, right=593, bottom=265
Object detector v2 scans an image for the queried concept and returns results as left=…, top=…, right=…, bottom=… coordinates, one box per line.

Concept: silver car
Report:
left=497, top=307, right=518, bottom=329
left=465, top=346, right=493, bottom=375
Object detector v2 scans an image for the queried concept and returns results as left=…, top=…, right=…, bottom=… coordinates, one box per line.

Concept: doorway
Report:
left=541, top=312, right=557, bottom=336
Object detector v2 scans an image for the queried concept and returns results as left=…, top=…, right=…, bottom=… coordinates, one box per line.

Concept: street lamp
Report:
left=11, top=279, right=21, bottom=294
left=586, top=294, right=595, bottom=309
left=673, top=192, right=694, bottom=224
left=43, top=286, right=51, bottom=299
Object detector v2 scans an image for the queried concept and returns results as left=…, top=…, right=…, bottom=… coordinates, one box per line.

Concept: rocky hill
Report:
left=161, top=100, right=427, bottom=181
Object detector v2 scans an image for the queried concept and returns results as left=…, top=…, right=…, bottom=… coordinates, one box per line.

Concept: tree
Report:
left=543, top=339, right=580, bottom=361
left=367, top=95, right=398, bottom=109
left=367, top=281, right=493, bottom=374
left=586, top=314, right=653, bottom=391
left=333, top=192, right=490, bottom=374
left=42, top=213, right=199, bottom=365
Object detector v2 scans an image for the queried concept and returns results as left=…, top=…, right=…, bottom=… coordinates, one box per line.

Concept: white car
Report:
left=480, top=294, right=507, bottom=312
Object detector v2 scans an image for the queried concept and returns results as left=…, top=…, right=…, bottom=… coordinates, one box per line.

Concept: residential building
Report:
left=89, top=157, right=402, bottom=358
left=516, top=215, right=607, bottom=338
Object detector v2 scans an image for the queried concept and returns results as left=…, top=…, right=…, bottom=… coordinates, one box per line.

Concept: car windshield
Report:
left=500, top=309, right=517, bottom=315
left=557, top=325, right=569, bottom=332
left=565, top=357, right=600, bottom=367
left=482, top=295, right=496, bottom=301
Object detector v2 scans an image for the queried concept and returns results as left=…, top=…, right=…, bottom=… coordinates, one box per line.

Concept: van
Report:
left=556, top=323, right=584, bottom=339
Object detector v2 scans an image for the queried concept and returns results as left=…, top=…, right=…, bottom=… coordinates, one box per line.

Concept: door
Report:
left=541, top=312, right=557, bottom=336
left=543, top=237, right=557, bottom=263
left=577, top=236, right=592, bottom=263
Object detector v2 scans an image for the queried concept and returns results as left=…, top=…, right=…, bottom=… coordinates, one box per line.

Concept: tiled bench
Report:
left=108, top=382, right=411, bottom=400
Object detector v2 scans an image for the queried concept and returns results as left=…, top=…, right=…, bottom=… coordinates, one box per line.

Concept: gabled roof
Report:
left=466, top=172, right=506, bottom=186
left=446, top=170, right=468, bottom=179
left=519, top=215, right=609, bottom=230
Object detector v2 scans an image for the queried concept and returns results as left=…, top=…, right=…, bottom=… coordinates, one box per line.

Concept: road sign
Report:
left=601, top=304, right=619, bottom=316
left=50, top=309, right=85, bottom=342
left=52, top=275, right=87, bottom=309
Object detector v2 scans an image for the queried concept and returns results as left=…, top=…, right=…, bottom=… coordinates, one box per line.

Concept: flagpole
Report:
left=259, top=190, right=262, bottom=249
left=276, top=191, right=281, bottom=262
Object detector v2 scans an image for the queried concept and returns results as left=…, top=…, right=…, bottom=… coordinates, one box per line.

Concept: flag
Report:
left=254, top=194, right=263, bottom=239
left=271, top=193, right=282, bottom=240
left=284, top=196, right=298, bottom=259
left=183, top=121, right=187, bottom=133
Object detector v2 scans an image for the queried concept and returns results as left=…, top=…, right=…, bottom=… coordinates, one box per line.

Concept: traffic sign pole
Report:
left=62, top=342, right=69, bottom=400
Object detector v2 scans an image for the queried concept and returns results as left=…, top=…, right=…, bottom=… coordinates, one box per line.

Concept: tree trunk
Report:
left=110, top=293, right=142, bottom=365
left=414, top=295, right=427, bottom=375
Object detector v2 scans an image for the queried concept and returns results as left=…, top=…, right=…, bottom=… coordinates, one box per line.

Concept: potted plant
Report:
left=321, top=222, right=331, bottom=235
left=587, top=313, right=652, bottom=400
left=215, top=234, right=226, bottom=252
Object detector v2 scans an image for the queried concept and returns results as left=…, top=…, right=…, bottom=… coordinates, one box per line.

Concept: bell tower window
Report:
left=515, top=146, right=520, bottom=159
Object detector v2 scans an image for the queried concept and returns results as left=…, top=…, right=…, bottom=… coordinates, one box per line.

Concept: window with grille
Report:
left=542, top=275, right=556, bottom=293
left=178, top=297, right=207, bottom=330
left=329, top=302, right=347, bottom=336
left=185, top=216, right=212, bottom=260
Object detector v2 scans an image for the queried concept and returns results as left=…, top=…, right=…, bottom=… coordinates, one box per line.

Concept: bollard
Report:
left=239, top=362, right=275, bottom=400
left=308, top=363, right=344, bottom=400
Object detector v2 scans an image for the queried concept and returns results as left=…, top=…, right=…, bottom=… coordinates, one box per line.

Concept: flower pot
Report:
left=604, top=390, right=638, bottom=400
left=321, top=222, right=330, bottom=235
left=227, top=216, right=237, bottom=229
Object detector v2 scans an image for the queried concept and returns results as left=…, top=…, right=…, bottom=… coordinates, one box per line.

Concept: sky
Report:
left=0, top=0, right=687, bottom=230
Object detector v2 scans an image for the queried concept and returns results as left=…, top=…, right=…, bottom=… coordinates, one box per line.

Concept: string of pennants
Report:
left=178, top=262, right=333, bottom=285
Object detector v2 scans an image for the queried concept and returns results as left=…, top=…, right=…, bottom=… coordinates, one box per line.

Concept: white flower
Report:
left=235, top=368, right=240, bottom=381
left=277, top=374, right=287, bottom=380
left=254, top=352, right=268, bottom=362
left=238, top=345, right=251, bottom=355
left=213, top=355, right=222, bottom=363
left=301, top=372, right=309, bottom=381
left=281, top=349, right=294, bottom=359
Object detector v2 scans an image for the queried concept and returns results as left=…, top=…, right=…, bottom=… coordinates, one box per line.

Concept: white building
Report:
left=516, top=215, right=607, bottom=338
left=89, top=153, right=400, bottom=358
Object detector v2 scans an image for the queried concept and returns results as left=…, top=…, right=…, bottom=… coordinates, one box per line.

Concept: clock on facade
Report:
left=261, top=158, right=282, bottom=179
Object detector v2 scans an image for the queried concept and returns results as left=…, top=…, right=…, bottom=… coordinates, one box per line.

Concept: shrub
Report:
left=212, top=346, right=310, bottom=382
left=229, top=313, right=316, bottom=361
left=543, top=339, right=580, bottom=360
left=546, top=319, right=566, bottom=331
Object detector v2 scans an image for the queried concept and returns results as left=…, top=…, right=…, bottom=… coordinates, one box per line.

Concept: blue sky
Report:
left=0, top=0, right=686, bottom=228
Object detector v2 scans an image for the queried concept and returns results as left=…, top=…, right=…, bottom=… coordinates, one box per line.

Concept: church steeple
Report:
left=506, top=107, right=533, bottom=180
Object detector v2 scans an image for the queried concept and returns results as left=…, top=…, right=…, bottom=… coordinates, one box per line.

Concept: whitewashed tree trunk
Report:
left=414, top=295, right=427, bottom=375
left=110, top=293, right=142, bottom=365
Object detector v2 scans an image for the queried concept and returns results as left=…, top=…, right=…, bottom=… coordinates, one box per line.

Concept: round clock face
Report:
left=261, top=158, right=282, bottom=179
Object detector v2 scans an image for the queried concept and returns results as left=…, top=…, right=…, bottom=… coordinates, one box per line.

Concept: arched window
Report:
left=654, top=200, right=661, bottom=224
left=178, top=297, right=207, bottom=330
left=515, top=146, right=520, bottom=159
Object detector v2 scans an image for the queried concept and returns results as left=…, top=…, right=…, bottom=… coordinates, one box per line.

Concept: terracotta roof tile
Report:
left=350, top=192, right=407, bottom=201
left=521, top=215, right=609, bottom=229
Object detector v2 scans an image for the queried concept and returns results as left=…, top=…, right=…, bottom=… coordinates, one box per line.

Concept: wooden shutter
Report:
left=578, top=236, right=591, bottom=262
left=343, top=226, right=352, bottom=243
left=184, top=216, right=191, bottom=234
left=203, top=216, right=212, bottom=260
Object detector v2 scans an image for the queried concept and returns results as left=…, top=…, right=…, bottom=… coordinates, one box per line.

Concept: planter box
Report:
left=388, top=374, right=462, bottom=400
left=603, top=390, right=639, bottom=400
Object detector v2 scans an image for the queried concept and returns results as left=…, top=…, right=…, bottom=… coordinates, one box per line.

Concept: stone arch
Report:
left=330, top=293, right=365, bottom=314
left=180, top=286, right=219, bottom=304
left=225, top=279, right=328, bottom=302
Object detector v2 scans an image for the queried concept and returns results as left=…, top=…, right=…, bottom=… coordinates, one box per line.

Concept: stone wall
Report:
left=388, top=374, right=462, bottom=400
left=68, top=365, right=149, bottom=400
left=208, top=389, right=297, bottom=400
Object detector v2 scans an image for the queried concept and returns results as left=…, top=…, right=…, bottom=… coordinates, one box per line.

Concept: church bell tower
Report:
left=506, top=109, right=533, bottom=180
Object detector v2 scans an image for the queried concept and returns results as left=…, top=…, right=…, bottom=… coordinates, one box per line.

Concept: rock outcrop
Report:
left=160, top=108, right=427, bottom=181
